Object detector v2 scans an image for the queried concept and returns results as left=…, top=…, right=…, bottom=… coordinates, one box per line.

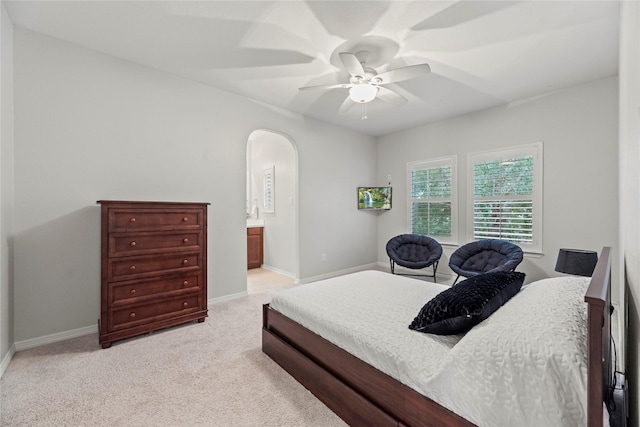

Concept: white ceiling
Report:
left=4, top=0, right=620, bottom=136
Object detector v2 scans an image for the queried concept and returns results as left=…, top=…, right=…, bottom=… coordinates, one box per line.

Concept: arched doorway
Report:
left=245, top=130, right=299, bottom=292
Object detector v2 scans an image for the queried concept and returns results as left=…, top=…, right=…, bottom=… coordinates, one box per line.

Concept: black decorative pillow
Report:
left=409, top=271, right=526, bottom=335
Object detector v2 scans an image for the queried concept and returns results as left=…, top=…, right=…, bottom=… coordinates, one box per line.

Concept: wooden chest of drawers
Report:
left=98, top=200, right=208, bottom=348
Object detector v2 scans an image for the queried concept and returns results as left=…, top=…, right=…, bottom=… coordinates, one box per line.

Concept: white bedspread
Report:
left=425, top=275, right=592, bottom=426
left=270, top=270, right=597, bottom=427
left=269, top=270, right=462, bottom=387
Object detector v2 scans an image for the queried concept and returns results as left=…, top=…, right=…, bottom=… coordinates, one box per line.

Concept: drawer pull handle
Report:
left=129, top=312, right=136, bottom=318
left=129, top=217, right=136, bottom=223
left=183, top=238, right=189, bottom=243
left=130, top=289, right=136, bottom=295
left=183, top=302, right=189, bottom=308
left=182, top=217, right=189, bottom=222
left=129, top=265, right=136, bottom=271
left=182, top=259, right=188, bottom=265
left=182, top=280, right=189, bottom=287
left=130, top=241, right=137, bottom=247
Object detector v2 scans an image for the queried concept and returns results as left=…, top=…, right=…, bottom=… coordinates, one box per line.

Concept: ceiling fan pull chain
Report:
left=361, top=103, right=368, bottom=120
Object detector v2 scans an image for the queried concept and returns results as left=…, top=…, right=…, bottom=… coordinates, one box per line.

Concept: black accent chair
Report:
left=386, top=234, right=443, bottom=282
left=449, top=239, right=524, bottom=285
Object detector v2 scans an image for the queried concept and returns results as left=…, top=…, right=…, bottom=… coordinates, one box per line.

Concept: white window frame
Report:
left=467, top=142, right=543, bottom=254
left=407, top=155, right=458, bottom=245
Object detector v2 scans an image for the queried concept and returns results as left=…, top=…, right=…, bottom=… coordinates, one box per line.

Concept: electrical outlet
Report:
left=321, top=253, right=327, bottom=262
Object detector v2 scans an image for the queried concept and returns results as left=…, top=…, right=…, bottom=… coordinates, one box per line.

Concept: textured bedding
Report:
left=269, top=270, right=461, bottom=386
left=269, top=270, right=597, bottom=427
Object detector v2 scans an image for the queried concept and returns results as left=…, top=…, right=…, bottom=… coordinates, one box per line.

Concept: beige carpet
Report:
left=0, top=293, right=346, bottom=426
left=247, top=268, right=295, bottom=294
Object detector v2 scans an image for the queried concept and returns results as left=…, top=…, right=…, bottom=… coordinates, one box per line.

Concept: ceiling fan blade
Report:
left=299, top=83, right=351, bottom=91
left=338, top=95, right=355, bottom=114
left=376, top=86, right=407, bottom=105
left=339, top=52, right=365, bottom=78
left=411, top=2, right=516, bottom=31
left=375, top=64, right=431, bottom=85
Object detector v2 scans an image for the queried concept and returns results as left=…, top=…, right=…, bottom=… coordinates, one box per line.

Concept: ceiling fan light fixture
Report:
left=349, top=83, right=378, bottom=103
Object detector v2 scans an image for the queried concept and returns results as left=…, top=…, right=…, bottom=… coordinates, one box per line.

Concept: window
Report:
left=407, top=156, right=457, bottom=244
left=469, top=143, right=543, bottom=253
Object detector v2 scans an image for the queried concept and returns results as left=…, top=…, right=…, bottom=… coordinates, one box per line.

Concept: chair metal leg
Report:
left=452, top=275, right=461, bottom=286
left=388, top=259, right=440, bottom=282
left=432, top=260, right=439, bottom=283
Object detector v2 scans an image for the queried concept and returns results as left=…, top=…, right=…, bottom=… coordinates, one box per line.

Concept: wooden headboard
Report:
left=585, top=246, right=613, bottom=427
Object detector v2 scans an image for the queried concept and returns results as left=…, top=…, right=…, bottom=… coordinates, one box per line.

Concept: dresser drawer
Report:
left=110, top=272, right=201, bottom=305
left=108, top=208, right=204, bottom=232
left=109, top=231, right=203, bottom=257
left=109, top=253, right=201, bottom=281
left=110, top=295, right=202, bottom=331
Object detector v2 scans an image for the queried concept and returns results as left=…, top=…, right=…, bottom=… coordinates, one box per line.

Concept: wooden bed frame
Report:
left=262, top=247, right=612, bottom=427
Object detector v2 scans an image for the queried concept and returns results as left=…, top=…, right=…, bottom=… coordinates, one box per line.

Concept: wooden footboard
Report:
left=262, top=247, right=612, bottom=427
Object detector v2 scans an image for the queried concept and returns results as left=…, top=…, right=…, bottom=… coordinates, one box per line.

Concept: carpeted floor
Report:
left=247, top=268, right=295, bottom=294
left=0, top=292, right=346, bottom=426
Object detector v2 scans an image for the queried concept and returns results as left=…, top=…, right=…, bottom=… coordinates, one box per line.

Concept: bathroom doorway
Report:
left=245, top=130, right=299, bottom=293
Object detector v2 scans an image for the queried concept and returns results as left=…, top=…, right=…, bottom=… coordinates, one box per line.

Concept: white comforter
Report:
left=269, top=270, right=595, bottom=427
left=270, top=270, right=462, bottom=385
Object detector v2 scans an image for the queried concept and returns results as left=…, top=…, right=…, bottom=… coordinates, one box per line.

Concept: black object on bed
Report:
left=409, top=271, right=525, bottom=335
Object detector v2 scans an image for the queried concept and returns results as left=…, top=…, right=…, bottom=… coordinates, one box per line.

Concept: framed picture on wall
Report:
left=263, top=165, right=275, bottom=214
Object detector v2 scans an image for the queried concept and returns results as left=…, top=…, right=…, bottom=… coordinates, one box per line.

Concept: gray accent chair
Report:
left=449, top=239, right=524, bottom=285
left=386, top=234, right=443, bottom=282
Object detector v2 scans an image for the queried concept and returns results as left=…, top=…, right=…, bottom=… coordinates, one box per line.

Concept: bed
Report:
left=262, top=247, right=612, bottom=427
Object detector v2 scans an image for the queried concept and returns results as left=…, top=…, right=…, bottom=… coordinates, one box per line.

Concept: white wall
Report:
left=377, top=77, right=619, bottom=287
left=12, top=28, right=377, bottom=343
left=619, top=1, right=640, bottom=424
left=297, top=123, right=379, bottom=279
left=0, top=1, right=15, bottom=369
left=247, top=130, right=297, bottom=277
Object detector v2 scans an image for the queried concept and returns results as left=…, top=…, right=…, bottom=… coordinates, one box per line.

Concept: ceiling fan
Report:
left=299, top=51, right=431, bottom=118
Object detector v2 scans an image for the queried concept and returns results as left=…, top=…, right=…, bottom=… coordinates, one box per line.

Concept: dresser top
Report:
left=97, top=200, right=210, bottom=206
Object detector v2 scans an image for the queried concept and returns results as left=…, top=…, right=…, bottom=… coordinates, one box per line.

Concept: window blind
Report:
left=410, top=164, right=453, bottom=238
left=472, top=156, right=534, bottom=242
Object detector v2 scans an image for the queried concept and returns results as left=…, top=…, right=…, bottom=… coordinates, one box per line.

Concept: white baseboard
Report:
left=12, top=264, right=436, bottom=355
left=0, top=343, right=16, bottom=379
left=11, top=294, right=248, bottom=355
left=14, top=324, right=98, bottom=352
left=208, top=291, right=248, bottom=306
left=298, top=263, right=380, bottom=284
left=376, top=261, right=455, bottom=284
left=8, top=292, right=248, bottom=355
